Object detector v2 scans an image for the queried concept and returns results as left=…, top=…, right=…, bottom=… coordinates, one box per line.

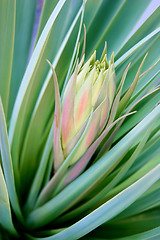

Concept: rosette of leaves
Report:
left=0, top=0, right=160, bottom=239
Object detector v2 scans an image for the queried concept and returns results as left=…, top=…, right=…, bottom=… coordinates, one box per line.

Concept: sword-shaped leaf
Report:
left=47, top=61, right=64, bottom=171
left=35, top=165, right=160, bottom=239
left=0, top=98, right=23, bottom=221
left=117, top=53, right=148, bottom=116
left=0, top=0, right=15, bottom=117
left=107, top=63, right=131, bottom=125
left=0, top=165, right=18, bottom=236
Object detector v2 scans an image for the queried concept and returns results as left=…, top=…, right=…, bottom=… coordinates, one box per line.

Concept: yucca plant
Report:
left=0, top=0, right=160, bottom=239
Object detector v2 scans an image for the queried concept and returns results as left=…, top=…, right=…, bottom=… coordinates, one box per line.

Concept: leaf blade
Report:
left=0, top=0, right=16, bottom=117
left=0, top=165, right=18, bottom=236
left=0, top=98, right=23, bottom=221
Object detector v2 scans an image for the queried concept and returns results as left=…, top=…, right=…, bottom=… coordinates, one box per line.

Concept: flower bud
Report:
left=47, top=45, right=148, bottom=189
left=59, top=47, right=116, bottom=166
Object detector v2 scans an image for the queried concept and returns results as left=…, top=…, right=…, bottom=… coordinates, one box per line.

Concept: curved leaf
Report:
left=0, top=165, right=18, bottom=236
left=0, top=99, right=23, bottom=221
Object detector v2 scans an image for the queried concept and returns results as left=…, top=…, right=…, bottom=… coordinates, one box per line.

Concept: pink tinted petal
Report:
left=63, top=112, right=135, bottom=186
left=85, top=118, right=99, bottom=148
left=74, top=68, right=95, bottom=132
left=65, top=123, right=86, bottom=156
left=62, top=64, right=78, bottom=149
left=70, top=97, right=107, bottom=165
left=77, top=90, right=90, bottom=119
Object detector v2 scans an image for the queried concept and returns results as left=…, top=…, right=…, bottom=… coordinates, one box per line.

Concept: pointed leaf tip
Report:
left=89, top=50, right=96, bottom=66
left=117, top=53, right=148, bottom=116
left=46, top=59, right=61, bottom=112
left=108, top=63, right=130, bottom=124
left=47, top=60, right=64, bottom=171
left=81, top=24, right=86, bottom=59
left=46, top=60, right=57, bottom=84
left=139, top=56, right=160, bottom=79
left=78, top=55, right=85, bottom=72
left=100, top=41, right=107, bottom=62
left=110, top=52, right=114, bottom=64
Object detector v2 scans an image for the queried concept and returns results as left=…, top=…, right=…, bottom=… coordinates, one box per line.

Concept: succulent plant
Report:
left=0, top=0, right=160, bottom=239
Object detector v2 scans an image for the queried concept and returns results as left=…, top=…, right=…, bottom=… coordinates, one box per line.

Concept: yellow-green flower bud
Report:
left=60, top=49, right=116, bottom=166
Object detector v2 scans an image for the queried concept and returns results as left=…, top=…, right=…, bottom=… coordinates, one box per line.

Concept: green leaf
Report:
left=114, top=226, right=160, bottom=240
left=105, top=148, right=160, bottom=203
left=85, top=211, right=160, bottom=239
left=115, top=27, right=160, bottom=69
left=35, top=110, right=94, bottom=207
left=8, top=0, right=37, bottom=119
left=24, top=124, right=54, bottom=214
left=114, top=90, right=160, bottom=143
left=1, top=2, right=160, bottom=238
left=35, top=165, right=160, bottom=239
left=0, top=0, right=16, bottom=117
left=54, top=122, right=154, bottom=224
left=117, top=187, right=160, bottom=220
left=118, top=34, right=160, bottom=96
left=0, top=98, right=23, bottom=222
left=16, top=1, right=85, bottom=194
left=85, top=0, right=152, bottom=59
left=0, top=165, right=18, bottom=235
left=107, top=63, right=130, bottom=125
left=47, top=61, right=64, bottom=171
left=117, top=53, right=148, bottom=116
left=115, top=6, right=160, bottom=60
left=35, top=0, right=82, bottom=49
left=24, top=3, right=86, bottom=209
left=26, top=104, right=160, bottom=228
left=8, top=0, right=67, bottom=190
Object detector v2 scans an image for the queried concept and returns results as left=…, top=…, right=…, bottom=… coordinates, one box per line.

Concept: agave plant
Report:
left=0, top=0, right=160, bottom=239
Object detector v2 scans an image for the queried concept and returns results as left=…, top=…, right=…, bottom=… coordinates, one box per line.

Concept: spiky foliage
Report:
left=0, top=0, right=160, bottom=239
